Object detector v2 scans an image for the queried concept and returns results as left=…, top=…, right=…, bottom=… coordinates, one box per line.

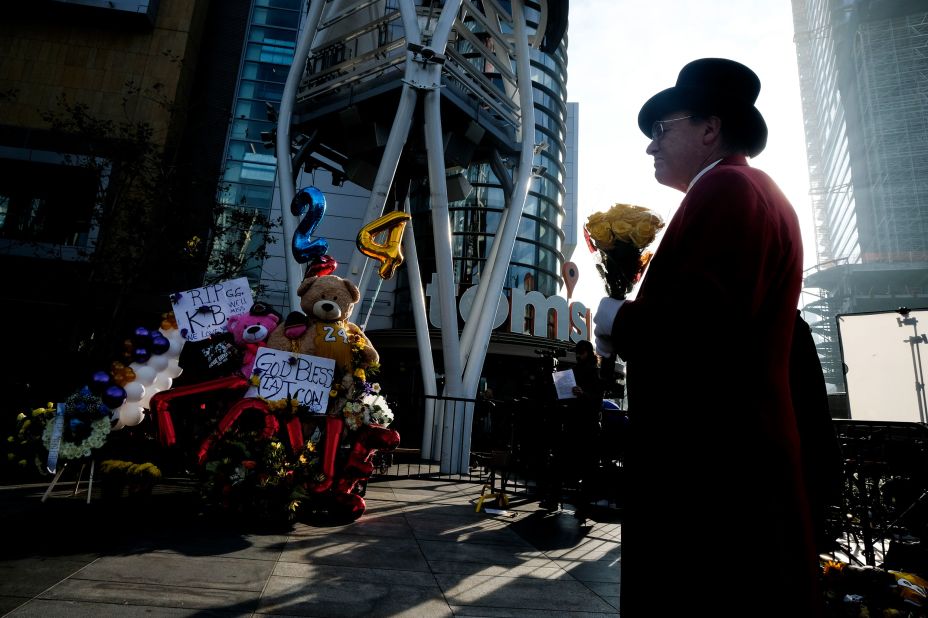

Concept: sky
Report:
left=564, top=1, right=814, bottom=309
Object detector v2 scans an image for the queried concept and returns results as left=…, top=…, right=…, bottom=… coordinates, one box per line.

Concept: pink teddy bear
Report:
left=225, top=302, right=282, bottom=378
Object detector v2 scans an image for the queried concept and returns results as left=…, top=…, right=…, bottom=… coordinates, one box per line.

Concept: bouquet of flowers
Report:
left=584, top=203, right=665, bottom=300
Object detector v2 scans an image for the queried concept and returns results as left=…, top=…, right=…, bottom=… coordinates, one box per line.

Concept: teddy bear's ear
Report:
left=297, top=276, right=318, bottom=297
left=342, top=278, right=360, bottom=303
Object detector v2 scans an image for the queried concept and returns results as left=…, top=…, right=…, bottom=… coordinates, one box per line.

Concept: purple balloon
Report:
left=133, top=347, right=151, bottom=363
left=132, top=326, right=152, bottom=345
left=150, top=334, right=170, bottom=355
left=90, top=370, right=112, bottom=394
left=102, top=385, right=127, bottom=409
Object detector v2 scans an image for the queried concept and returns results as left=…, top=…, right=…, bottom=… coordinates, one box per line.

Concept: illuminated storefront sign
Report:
left=424, top=274, right=592, bottom=343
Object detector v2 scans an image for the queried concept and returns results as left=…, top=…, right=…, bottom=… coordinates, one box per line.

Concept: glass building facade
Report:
left=221, top=1, right=574, bottom=327
left=208, top=0, right=302, bottom=281
left=792, top=0, right=928, bottom=393
left=446, top=27, right=569, bottom=298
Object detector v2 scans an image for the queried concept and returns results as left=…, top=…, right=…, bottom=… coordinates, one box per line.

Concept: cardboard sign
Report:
left=170, top=278, right=253, bottom=342
left=246, top=348, right=336, bottom=414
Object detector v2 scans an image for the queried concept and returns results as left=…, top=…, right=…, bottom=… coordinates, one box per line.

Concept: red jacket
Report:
left=613, top=156, right=821, bottom=616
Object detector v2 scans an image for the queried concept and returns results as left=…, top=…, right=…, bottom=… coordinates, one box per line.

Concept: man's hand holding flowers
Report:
left=593, top=298, right=623, bottom=358
left=584, top=203, right=664, bottom=359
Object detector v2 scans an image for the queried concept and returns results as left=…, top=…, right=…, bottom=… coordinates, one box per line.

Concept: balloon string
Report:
left=361, top=277, right=383, bottom=332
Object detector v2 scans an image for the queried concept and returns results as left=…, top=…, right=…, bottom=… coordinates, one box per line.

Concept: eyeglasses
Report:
left=651, top=115, right=694, bottom=141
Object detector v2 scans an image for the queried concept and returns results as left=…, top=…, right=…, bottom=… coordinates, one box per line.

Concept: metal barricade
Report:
left=826, top=420, right=928, bottom=570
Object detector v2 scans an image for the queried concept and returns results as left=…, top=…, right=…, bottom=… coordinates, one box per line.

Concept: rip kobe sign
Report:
left=245, top=348, right=336, bottom=414
left=170, top=277, right=253, bottom=342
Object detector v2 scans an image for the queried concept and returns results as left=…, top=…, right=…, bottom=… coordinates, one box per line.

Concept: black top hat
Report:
left=637, top=58, right=768, bottom=157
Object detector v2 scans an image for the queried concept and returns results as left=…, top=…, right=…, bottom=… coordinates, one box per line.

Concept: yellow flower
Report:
left=586, top=203, right=664, bottom=250
left=354, top=368, right=366, bottom=381
left=330, top=389, right=338, bottom=397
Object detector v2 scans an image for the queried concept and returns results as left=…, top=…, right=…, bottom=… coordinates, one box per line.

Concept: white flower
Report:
left=361, top=394, right=394, bottom=427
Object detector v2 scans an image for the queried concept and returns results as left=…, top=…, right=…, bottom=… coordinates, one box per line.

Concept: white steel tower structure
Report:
left=274, top=0, right=565, bottom=472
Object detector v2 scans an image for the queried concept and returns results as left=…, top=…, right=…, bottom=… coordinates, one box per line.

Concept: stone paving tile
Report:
left=71, top=553, right=274, bottom=591
left=36, top=578, right=259, bottom=613
left=449, top=606, right=619, bottom=617
left=0, top=556, right=97, bottom=598
left=279, top=532, right=431, bottom=572
left=585, top=581, right=620, bottom=610
left=424, top=559, right=569, bottom=580
left=259, top=574, right=452, bottom=617
left=435, top=572, right=616, bottom=614
left=272, top=561, right=439, bottom=588
left=404, top=511, right=534, bottom=546
left=6, top=598, right=233, bottom=616
left=289, top=511, right=412, bottom=539
left=418, top=538, right=549, bottom=568
left=538, top=536, right=620, bottom=562
left=550, top=558, right=620, bottom=584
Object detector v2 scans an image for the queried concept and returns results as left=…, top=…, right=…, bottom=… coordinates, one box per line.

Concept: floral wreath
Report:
left=41, top=388, right=112, bottom=461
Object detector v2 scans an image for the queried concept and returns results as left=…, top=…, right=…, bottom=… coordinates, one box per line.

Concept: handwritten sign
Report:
left=245, top=348, right=336, bottom=414
left=170, top=278, right=253, bottom=341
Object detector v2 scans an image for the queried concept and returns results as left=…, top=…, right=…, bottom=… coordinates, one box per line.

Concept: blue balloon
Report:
left=150, top=335, right=170, bottom=355
left=69, top=418, right=86, bottom=432
left=133, top=326, right=152, bottom=344
left=102, top=385, right=127, bottom=409
left=133, top=347, right=151, bottom=363
left=290, top=186, right=329, bottom=263
left=90, top=370, right=112, bottom=394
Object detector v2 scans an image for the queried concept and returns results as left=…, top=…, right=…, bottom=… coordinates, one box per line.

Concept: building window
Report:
left=0, top=157, right=97, bottom=250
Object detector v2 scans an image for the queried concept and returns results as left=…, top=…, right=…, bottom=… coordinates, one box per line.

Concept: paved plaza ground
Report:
left=0, top=477, right=621, bottom=617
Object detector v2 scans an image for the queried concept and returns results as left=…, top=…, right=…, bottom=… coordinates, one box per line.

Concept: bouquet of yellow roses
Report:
left=584, top=203, right=664, bottom=300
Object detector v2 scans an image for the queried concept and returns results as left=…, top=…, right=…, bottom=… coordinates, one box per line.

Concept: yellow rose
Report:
left=612, top=220, right=633, bottom=241
left=586, top=220, right=614, bottom=247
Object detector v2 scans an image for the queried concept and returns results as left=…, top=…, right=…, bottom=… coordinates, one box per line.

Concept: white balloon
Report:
left=124, top=381, right=146, bottom=402
left=148, top=354, right=169, bottom=372
left=112, top=417, right=125, bottom=431
left=120, top=405, right=145, bottom=427
left=152, top=374, right=173, bottom=391
left=138, top=387, right=161, bottom=410
left=161, top=329, right=186, bottom=359
left=130, top=363, right=157, bottom=386
left=165, top=358, right=184, bottom=379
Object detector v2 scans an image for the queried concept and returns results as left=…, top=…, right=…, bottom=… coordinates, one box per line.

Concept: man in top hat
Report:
left=593, top=59, right=822, bottom=615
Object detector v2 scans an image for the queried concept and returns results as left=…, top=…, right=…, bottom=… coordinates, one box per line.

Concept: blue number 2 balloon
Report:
left=290, top=186, right=329, bottom=263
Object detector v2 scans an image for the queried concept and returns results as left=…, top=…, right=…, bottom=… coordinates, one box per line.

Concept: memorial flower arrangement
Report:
left=820, top=559, right=928, bottom=616
left=584, top=203, right=665, bottom=300
left=3, top=404, right=57, bottom=478
left=41, top=387, right=112, bottom=461
left=343, top=391, right=394, bottom=431
left=199, top=409, right=301, bottom=523
left=334, top=333, right=392, bottom=431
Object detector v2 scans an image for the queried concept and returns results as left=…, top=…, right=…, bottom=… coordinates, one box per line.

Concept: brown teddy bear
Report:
left=265, top=274, right=378, bottom=374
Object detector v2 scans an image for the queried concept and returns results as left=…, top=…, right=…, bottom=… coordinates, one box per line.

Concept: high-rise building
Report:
left=792, top=0, right=928, bottom=393
left=249, top=2, right=580, bottom=362
left=0, top=0, right=212, bottom=400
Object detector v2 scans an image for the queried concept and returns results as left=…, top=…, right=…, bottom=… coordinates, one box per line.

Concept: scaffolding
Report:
left=793, top=2, right=928, bottom=395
